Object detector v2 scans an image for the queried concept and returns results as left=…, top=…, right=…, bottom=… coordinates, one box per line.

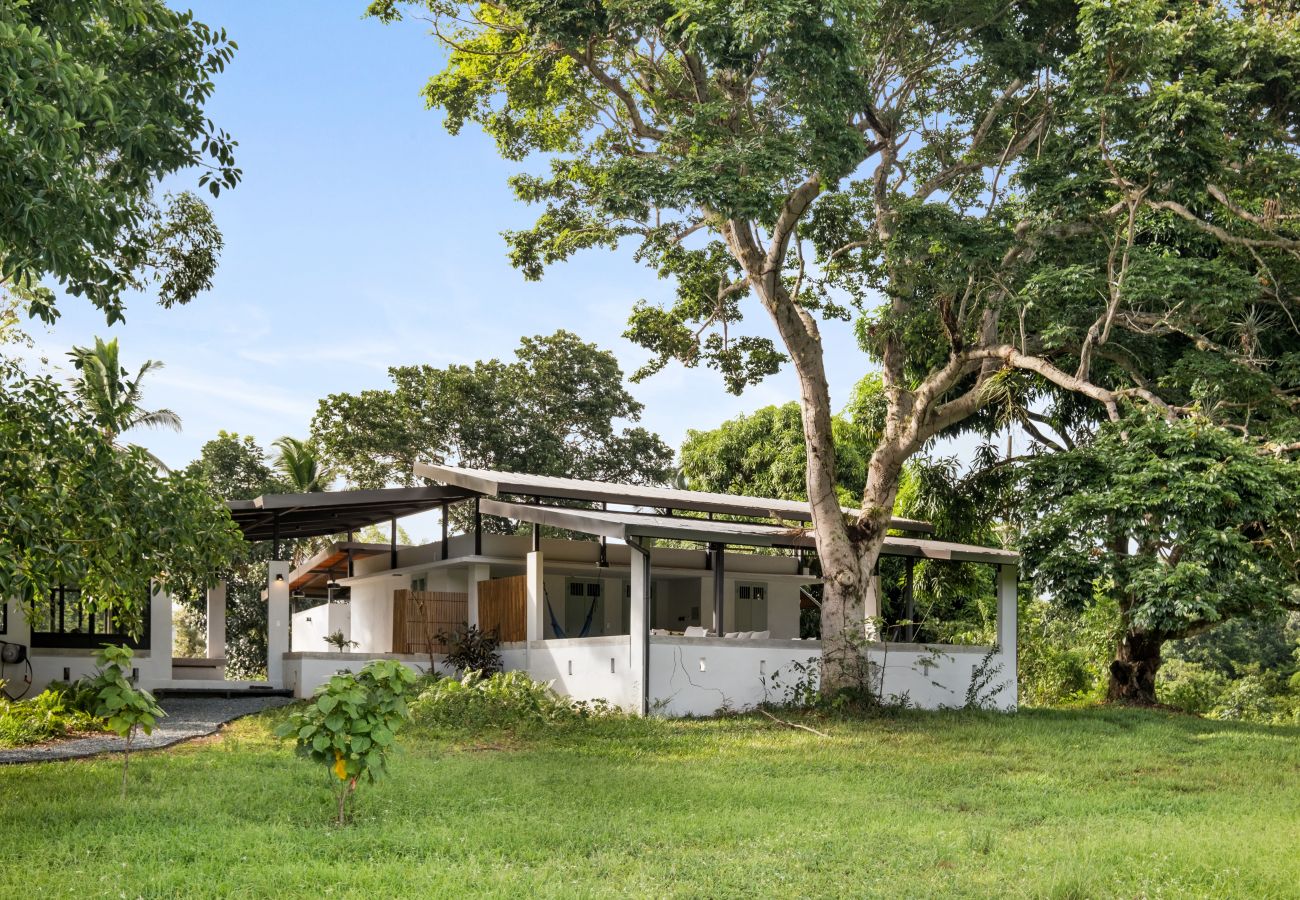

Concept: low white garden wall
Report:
left=495, top=636, right=1016, bottom=716
left=282, top=651, right=435, bottom=698
left=500, top=636, right=640, bottom=709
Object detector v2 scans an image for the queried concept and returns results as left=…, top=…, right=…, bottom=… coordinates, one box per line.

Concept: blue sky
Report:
left=27, top=2, right=877, bottom=504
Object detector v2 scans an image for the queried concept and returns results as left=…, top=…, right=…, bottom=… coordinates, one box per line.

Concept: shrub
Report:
left=1157, top=660, right=1227, bottom=714
left=409, top=670, right=607, bottom=730
left=0, top=688, right=104, bottom=748
left=324, top=630, right=358, bottom=652
left=275, top=659, right=419, bottom=825
left=438, top=624, right=502, bottom=675
left=86, top=645, right=166, bottom=797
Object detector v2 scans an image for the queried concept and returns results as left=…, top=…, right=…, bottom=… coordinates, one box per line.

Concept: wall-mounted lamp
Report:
left=274, top=573, right=284, bottom=583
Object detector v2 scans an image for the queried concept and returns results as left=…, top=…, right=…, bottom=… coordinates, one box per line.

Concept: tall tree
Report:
left=0, top=360, right=242, bottom=637
left=272, top=436, right=334, bottom=493
left=312, top=330, right=672, bottom=490
left=0, top=0, right=239, bottom=324
left=373, top=0, right=1300, bottom=691
left=68, top=337, right=182, bottom=436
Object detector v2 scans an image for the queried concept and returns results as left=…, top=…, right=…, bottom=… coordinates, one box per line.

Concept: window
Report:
left=29, top=585, right=150, bottom=649
left=734, top=583, right=768, bottom=632
left=410, top=574, right=428, bottom=592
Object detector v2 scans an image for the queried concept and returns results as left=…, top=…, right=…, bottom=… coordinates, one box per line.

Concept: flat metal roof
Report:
left=416, top=462, right=934, bottom=534
left=479, top=499, right=1018, bottom=565
left=226, top=486, right=474, bottom=542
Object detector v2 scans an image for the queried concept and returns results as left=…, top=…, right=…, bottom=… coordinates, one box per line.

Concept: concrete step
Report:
left=153, top=682, right=293, bottom=699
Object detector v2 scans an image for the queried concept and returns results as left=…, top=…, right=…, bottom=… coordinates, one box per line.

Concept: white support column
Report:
left=629, top=545, right=649, bottom=716
left=466, top=563, right=491, bottom=630
left=143, top=583, right=174, bottom=686
left=267, top=561, right=291, bottom=688
left=522, top=548, right=543, bottom=676
left=206, top=581, right=227, bottom=661
left=997, top=563, right=1019, bottom=706
left=525, top=552, right=544, bottom=643
left=864, top=570, right=883, bottom=640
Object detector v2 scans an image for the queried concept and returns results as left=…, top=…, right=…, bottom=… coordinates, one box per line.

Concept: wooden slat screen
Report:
left=392, top=589, right=468, bottom=655
left=478, top=575, right=527, bottom=642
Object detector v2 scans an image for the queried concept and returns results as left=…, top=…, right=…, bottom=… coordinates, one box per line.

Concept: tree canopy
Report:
left=312, top=330, right=673, bottom=489
left=374, top=0, right=1300, bottom=693
left=0, top=360, right=242, bottom=637
left=0, top=0, right=239, bottom=323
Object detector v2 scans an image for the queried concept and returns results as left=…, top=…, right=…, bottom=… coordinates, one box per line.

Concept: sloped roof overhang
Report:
left=479, top=499, right=1018, bottom=566
left=416, top=462, right=934, bottom=534
left=226, top=485, right=476, bottom=542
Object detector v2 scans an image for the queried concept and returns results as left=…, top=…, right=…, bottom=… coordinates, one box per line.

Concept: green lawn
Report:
left=1, top=707, right=1297, bottom=898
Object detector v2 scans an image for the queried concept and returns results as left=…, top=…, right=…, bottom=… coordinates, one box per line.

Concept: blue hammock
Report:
left=545, top=587, right=598, bottom=638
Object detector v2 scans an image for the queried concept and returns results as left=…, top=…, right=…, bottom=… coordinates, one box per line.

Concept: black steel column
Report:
left=712, top=543, right=725, bottom=636
left=440, top=502, right=449, bottom=560
left=390, top=516, right=398, bottom=570
left=272, top=513, right=280, bottom=561
left=473, top=496, right=482, bottom=556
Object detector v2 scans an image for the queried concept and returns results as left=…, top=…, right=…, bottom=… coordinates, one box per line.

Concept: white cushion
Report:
left=683, top=625, right=708, bottom=637
left=724, top=631, right=741, bottom=639
left=749, top=630, right=770, bottom=640
left=737, top=631, right=753, bottom=639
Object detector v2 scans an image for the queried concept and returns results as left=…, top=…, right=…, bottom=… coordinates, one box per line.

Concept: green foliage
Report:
left=1017, top=595, right=1116, bottom=708
left=86, top=645, right=166, bottom=796
left=88, top=646, right=163, bottom=739
left=274, top=660, right=420, bottom=824
left=312, top=331, right=671, bottom=495
left=438, top=624, right=503, bottom=676
left=679, top=401, right=869, bottom=505
left=0, top=687, right=104, bottom=748
left=0, top=359, right=245, bottom=637
left=1021, top=417, right=1300, bottom=639
left=409, top=670, right=609, bottom=730
left=0, top=0, right=239, bottom=324
left=272, top=436, right=333, bottom=493
left=324, top=630, right=359, bottom=652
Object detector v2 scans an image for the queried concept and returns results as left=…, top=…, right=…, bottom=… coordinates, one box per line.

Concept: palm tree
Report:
left=273, top=437, right=336, bottom=567
left=272, top=436, right=333, bottom=493
left=68, top=337, right=181, bottom=469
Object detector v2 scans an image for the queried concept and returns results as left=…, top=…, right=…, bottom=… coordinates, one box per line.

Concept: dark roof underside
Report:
left=227, top=486, right=475, bottom=542
left=479, top=498, right=1019, bottom=566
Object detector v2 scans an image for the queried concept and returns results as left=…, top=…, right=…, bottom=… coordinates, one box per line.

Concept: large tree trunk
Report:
left=1107, top=631, right=1163, bottom=705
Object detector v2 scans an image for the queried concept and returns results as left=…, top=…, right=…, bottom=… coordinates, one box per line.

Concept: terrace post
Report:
left=149, top=583, right=173, bottom=684
left=629, top=542, right=650, bottom=715
left=206, top=581, right=227, bottom=661
left=996, top=563, right=1019, bottom=704
left=466, top=563, right=490, bottom=630
left=522, top=543, right=543, bottom=671
left=267, top=560, right=291, bottom=688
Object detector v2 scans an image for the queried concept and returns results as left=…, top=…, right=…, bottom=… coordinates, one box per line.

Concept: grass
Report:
left=1, top=707, right=1297, bottom=898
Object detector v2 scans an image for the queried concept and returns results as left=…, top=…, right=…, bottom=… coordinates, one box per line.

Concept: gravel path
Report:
left=0, top=695, right=293, bottom=765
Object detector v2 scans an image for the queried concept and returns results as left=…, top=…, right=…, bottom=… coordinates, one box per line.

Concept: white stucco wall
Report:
left=291, top=602, right=352, bottom=653
left=283, top=652, right=433, bottom=698
left=499, top=636, right=640, bottom=709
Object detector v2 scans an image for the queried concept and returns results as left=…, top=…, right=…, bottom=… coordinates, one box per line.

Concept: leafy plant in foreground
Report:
left=87, top=645, right=165, bottom=797
left=275, top=659, right=419, bottom=825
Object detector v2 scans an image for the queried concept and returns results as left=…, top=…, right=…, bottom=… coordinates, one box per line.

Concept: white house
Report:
left=2, top=465, right=1019, bottom=715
